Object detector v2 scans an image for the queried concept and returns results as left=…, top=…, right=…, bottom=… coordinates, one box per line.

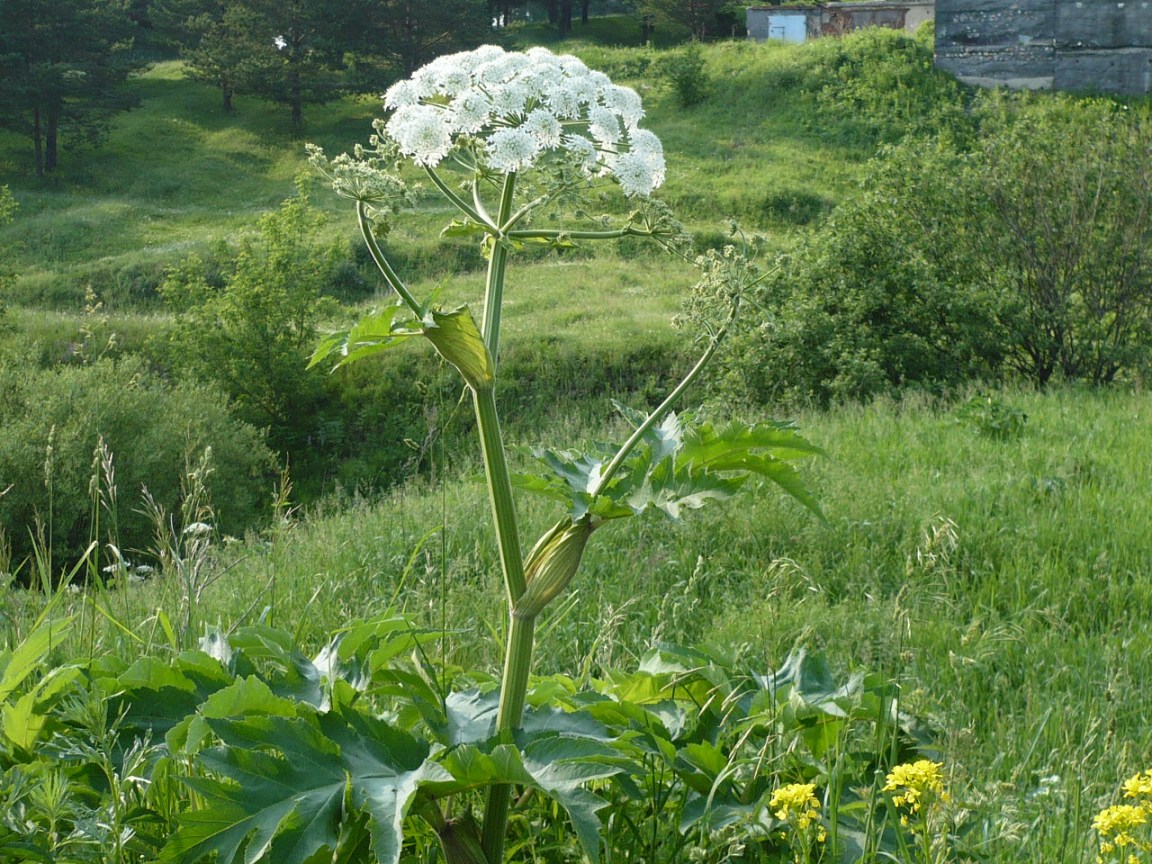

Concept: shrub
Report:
left=0, top=351, right=274, bottom=576
left=724, top=92, right=1152, bottom=404
left=157, top=180, right=342, bottom=457
left=721, top=142, right=1006, bottom=406
left=657, top=43, right=710, bottom=108
left=798, top=26, right=974, bottom=148
left=960, top=93, right=1152, bottom=385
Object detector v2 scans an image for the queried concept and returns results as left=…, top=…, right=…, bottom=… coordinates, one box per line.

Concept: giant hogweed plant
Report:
left=161, top=46, right=835, bottom=864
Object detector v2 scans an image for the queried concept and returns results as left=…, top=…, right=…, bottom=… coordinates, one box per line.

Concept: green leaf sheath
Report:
left=423, top=308, right=495, bottom=390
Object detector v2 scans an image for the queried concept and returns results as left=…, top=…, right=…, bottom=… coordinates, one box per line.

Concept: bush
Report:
left=157, top=180, right=342, bottom=456
left=721, top=142, right=1006, bottom=406
left=798, top=27, right=974, bottom=148
left=960, top=93, right=1152, bottom=385
left=656, top=43, right=709, bottom=108
left=0, top=352, right=275, bottom=576
left=723, top=92, right=1152, bottom=404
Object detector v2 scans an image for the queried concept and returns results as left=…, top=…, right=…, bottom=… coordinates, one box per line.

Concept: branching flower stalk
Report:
left=308, top=45, right=810, bottom=864
left=884, top=759, right=951, bottom=864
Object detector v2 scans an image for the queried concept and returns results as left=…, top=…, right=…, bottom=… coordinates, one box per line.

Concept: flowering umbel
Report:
left=379, top=45, right=665, bottom=196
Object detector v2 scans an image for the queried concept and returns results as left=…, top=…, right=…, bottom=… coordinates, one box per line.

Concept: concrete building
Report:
left=747, top=3, right=936, bottom=43
left=935, top=0, right=1152, bottom=94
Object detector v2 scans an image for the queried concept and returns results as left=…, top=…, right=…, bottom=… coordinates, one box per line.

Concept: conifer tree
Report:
left=0, top=0, right=144, bottom=175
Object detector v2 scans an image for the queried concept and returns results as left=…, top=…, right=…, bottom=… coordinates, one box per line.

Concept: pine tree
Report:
left=0, top=0, right=144, bottom=175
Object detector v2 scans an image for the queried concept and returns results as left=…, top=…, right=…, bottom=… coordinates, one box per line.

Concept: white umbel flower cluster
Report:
left=381, top=45, right=665, bottom=196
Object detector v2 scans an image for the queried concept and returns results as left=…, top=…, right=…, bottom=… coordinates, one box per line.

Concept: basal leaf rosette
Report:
left=381, top=45, right=665, bottom=197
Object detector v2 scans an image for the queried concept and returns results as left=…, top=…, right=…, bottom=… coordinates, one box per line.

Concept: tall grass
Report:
left=9, top=385, right=1148, bottom=860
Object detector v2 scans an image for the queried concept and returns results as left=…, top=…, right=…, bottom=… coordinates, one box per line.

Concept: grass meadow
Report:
left=2, top=22, right=1151, bottom=864
left=5, top=385, right=1149, bottom=864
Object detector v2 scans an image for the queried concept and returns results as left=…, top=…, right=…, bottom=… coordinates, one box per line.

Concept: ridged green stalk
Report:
left=472, top=385, right=525, bottom=606
left=473, top=170, right=533, bottom=864
left=481, top=174, right=517, bottom=358
left=356, top=201, right=421, bottom=315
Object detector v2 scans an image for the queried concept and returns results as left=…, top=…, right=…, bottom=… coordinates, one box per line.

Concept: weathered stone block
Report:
left=1055, top=1, right=1152, bottom=49
left=935, top=0, right=1152, bottom=94
left=1055, top=48, right=1152, bottom=93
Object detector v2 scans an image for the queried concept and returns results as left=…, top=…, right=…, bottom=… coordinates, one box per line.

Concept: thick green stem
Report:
left=472, top=385, right=526, bottom=605
left=472, top=171, right=530, bottom=864
left=480, top=613, right=536, bottom=864
left=357, top=201, right=421, bottom=315
left=471, top=384, right=530, bottom=864
left=481, top=173, right=517, bottom=357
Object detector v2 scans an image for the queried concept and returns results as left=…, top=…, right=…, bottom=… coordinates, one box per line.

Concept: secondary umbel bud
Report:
left=513, top=518, right=594, bottom=620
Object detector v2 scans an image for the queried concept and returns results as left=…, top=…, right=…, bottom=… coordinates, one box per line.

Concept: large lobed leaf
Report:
left=513, top=409, right=825, bottom=523
left=161, top=703, right=443, bottom=864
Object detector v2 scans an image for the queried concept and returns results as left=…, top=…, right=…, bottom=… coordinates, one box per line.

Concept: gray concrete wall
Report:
left=936, top=0, right=1152, bottom=94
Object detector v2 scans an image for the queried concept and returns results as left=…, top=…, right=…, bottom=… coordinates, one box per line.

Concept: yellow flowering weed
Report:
left=884, top=759, right=948, bottom=815
left=770, top=782, right=822, bottom=830
left=1096, top=771, right=1152, bottom=863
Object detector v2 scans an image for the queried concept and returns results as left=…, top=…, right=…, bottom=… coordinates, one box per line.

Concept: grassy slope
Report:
left=9, top=385, right=1148, bottom=863
left=0, top=37, right=859, bottom=313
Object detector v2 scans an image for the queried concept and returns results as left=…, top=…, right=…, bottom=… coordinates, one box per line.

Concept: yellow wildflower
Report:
left=884, top=759, right=948, bottom=815
left=1094, top=803, right=1151, bottom=857
left=770, top=782, right=822, bottom=832
left=1124, top=771, right=1152, bottom=801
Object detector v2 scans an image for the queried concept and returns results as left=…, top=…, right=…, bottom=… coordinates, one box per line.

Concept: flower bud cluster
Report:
left=381, top=45, right=665, bottom=197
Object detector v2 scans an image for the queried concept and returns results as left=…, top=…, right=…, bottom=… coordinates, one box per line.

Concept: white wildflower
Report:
left=383, top=78, right=422, bottom=109
left=607, top=85, right=644, bottom=128
left=613, top=149, right=665, bottom=197
left=449, top=91, right=490, bottom=134
left=524, top=108, right=563, bottom=149
left=376, top=44, right=665, bottom=194
left=546, top=83, right=585, bottom=120
left=588, top=105, right=622, bottom=146
left=437, top=67, right=471, bottom=97
left=562, top=134, right=600, bottom=174
left=487, top=127, right=540, bottom=172
left=489, top=78, right=531, bottom=118
left=627, top=128, right=663, bottom=157
left=558, top=54, right=590, bottom=76
left=560, top=75, right=599, bottom=111
left=588, top=69, right=611, bottom=89
left=526, top=46, right=560, bottom=65
left=386, top=104, right=452, bottom=166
